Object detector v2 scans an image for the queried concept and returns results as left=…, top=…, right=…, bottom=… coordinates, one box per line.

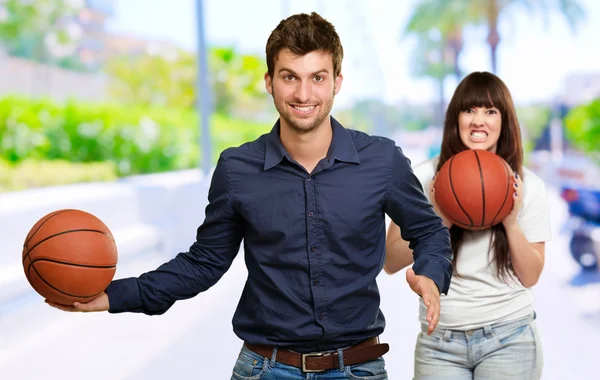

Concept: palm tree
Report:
left=407, top=0, right=586, bottom=75
left=410, top=32, right=456, bottom=124
left=403, top=0, right=475, bottom=80
left=476, top=0, right=585, bottom=73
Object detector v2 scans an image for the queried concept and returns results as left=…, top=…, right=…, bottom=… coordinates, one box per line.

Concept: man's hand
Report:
left=45, top=292, right=109, bottom=312
left=406, top=268, right=440, bottom=335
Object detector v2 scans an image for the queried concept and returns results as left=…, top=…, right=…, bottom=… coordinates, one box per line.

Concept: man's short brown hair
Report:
left=265, top=12, right=343, bottom=78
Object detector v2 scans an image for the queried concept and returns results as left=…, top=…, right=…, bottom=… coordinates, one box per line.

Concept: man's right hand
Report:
left=406, top=268, right=440, bottom=335
left=46, top=292, right=109, bottom=312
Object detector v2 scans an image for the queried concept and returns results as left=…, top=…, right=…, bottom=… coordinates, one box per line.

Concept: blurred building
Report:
left=561, top=72, right=600, bottom=107
left=76, top=0, right=117, bottom=70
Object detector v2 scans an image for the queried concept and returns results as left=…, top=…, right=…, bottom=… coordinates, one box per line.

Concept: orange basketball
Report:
left=434, top=150, right=515, bottom=230
left=22, top=209, right=118, bottom=305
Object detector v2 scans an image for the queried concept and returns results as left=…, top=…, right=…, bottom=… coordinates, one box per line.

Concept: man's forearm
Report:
left=411, top=227, right=453, bottom=294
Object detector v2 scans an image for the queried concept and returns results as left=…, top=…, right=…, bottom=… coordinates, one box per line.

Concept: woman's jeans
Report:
left=413, top=313, right=543, bottom=380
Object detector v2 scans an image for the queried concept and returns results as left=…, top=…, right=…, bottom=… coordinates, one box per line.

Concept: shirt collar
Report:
left=263, top=116, right=360, bottom=171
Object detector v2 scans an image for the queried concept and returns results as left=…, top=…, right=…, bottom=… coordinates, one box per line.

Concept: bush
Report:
left=0, top=159, right=118, bottom=191
left=0, top=96, right=272, bottom=176
left=565, top=99, right=600, bottom=163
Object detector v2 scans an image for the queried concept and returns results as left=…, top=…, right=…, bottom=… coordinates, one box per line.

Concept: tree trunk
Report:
left=438, top=77, right=445, bottom=127
left=487, top=1, right=500, bottom=73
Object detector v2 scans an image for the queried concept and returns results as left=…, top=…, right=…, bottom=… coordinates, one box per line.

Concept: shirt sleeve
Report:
left=383, top=147, right=453, bottom=294
left=105, top=154, right=244, bottom=314
left=518, top=173, right=552, bottom=243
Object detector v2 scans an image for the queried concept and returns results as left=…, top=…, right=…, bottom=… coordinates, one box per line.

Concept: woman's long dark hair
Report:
left=436, top=71, right=523, bottom=282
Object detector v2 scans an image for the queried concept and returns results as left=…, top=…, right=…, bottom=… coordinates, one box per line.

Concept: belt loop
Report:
left=337, top=348, right=345, bottom=371
left=443, top=329, right=452, bottom=342
left=483, top=325, right=493, bottom=338
left=269, top=347, right=278, bottom=369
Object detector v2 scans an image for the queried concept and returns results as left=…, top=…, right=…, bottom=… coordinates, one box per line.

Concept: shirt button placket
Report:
left=304, top=175, right=324, bottom=327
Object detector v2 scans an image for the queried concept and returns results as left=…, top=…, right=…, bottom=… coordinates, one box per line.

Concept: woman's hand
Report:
left=502, top=172, right=523, bottom=230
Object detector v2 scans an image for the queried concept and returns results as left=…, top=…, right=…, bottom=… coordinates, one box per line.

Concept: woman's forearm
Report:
left=504, top=222, right=545, bottom=287
left=384, top=224, right=414, bottom=274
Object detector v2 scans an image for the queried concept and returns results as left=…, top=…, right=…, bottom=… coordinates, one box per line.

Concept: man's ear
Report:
left=334, top=73, right=343, bottom=95
left=264, top=72, right=273, bottom=95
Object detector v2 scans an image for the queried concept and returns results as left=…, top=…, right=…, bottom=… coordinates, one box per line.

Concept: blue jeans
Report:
left=413, top=313, right=543, bottom=379
left=230, top=345, right=388, bottom=379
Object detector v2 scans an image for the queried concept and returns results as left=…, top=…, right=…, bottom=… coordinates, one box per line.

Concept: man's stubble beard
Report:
left=272, top=86, right=336, bottom=135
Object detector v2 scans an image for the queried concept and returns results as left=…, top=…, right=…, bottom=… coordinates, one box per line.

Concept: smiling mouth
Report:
left=290, top=104, right=317, bottom=115
left=292, top=105, right=316, bottom=111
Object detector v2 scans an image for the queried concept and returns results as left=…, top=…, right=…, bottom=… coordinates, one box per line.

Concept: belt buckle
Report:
left=301, top=352, right=326, bottom=373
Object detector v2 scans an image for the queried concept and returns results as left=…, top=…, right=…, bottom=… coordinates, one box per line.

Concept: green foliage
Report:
left=0, top=158, right=118, bottom=192
left=516, top=104, right=552, bottom=152
left=564, top=99, right=600, bottom=162
left=0, top=96, right=272, bottom=177
left=104, top=46, right=269, bottom=115
left=105, top=48, right=196, bottom=109
left=0, top=0, right=82, bottom=62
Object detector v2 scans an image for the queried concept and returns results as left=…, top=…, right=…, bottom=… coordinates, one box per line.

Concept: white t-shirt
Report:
left=413, top=157, right=552, bottom=330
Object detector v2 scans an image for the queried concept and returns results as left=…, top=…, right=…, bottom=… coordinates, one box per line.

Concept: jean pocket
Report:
left=493, top=323, right=534, bottom=346
left=345, top=357, right=388, bottom=380
left=231, top=350, right=270, bottom=380
left=417, top=331, right=442, bottom=347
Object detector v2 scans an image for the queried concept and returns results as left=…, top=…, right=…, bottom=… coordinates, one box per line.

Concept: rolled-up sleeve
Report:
left=383, top=147, right=453, bottom=294
left=106, top=154, right=244, bottom=314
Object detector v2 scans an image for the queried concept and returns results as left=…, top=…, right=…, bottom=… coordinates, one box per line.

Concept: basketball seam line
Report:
left=448, top=154, right=473, bottom=227
left=22, top=229, right=115, bottom=264
left=28, top=264, right=107, bottom=299
left=474, top=150, right=485, bottom=228
left=24, top=209, right=71, bottom=246
left=30, top=258, right=116, bottom=268
left=23, top=209, right=73, bottom=269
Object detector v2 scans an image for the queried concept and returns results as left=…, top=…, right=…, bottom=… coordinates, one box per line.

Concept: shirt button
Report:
left=310, top=246, right=317, bottom=252
left=319, top=313, right=325, bottom=320
left=313, top=280, right=320, bottom=286
left=308, top=211, right=314, bottom=217
left=306, top=176, right=311, bottom=181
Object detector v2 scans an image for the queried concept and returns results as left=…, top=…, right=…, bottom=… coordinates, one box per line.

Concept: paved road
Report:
left=1, top=188, right=598, bottom=379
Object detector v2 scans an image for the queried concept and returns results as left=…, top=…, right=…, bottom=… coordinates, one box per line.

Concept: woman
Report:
left=385, top=71, right=551, bottom=379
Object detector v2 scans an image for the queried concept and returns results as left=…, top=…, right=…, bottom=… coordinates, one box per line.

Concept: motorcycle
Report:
left=560, top=186, right=600, bottom=271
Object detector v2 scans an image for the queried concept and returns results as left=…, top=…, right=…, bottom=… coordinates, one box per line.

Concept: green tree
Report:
left=564, top=99, right=600, bottom=163
left=105, top=46, right=269, bottom=116
left=209, top=46, right=268, bottom=115
left=105, top=48, right=196, bottom=109
left=472, top=0, right=585, bottom=73
left=404, top=0, right=473, bottom=80
left=0, top=0, right=83, bottom=62
left=406, top=0, right=585, bottom=74
left=410, top=32, right=457, bottom=125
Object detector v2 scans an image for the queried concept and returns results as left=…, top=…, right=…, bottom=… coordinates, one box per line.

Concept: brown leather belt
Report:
left=244, top=337, right=389, bottom=373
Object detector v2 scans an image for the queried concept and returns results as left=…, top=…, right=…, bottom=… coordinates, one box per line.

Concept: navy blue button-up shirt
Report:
left=106, top=117, right=453, bottom=352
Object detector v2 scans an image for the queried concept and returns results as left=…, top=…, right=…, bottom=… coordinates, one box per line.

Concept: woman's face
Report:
left=458, top=106, right=502, bottom=153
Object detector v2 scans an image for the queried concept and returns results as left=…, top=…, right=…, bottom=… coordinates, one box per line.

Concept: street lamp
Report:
left=195, top=0, right=212, bottom=175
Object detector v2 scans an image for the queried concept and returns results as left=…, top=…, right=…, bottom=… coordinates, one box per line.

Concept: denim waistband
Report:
left=421, top=312, right=536, bottom=340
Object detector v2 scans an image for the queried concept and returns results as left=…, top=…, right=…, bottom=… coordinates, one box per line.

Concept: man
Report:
left=48, top=12, right=453, bottom=379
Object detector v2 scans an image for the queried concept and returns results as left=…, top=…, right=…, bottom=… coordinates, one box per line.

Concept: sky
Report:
left=106, top=0, right=600, bottom=108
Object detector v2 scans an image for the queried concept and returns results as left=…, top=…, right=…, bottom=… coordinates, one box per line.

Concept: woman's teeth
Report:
left=471, top=131, right=487, bottom=141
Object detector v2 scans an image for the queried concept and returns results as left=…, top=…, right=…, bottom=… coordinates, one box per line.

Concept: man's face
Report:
left=265, top=49, right=343, bottom=134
